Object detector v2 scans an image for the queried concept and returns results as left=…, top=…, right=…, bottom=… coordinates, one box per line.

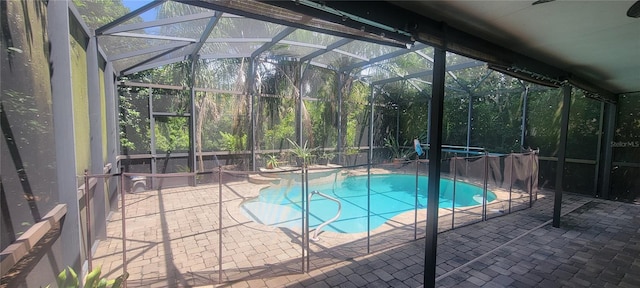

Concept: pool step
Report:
left=248, top=174, right=279, bottom=184
left=258, top=167, right=285, bottom=178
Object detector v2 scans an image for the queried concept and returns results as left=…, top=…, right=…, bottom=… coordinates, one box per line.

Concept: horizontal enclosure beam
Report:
left=372, top=60, right=484, bottom=86
left=110, top=32, right=197, bottom=43
left=108, top=42, right=191, bottom=62
left=100, top=12, right=218, bottom=35
left=122, top=55, right=188, bottom=75
left=340, top=43, right=428, bottom=72
left=119, top=81, right=246, bottom=96
left=300, top=38, right=353, bottom=62
left=252, top=27, right=297, bottom=57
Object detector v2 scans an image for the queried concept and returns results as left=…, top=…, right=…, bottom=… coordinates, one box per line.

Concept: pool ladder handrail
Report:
left=309, top=190, right=342, bottom=241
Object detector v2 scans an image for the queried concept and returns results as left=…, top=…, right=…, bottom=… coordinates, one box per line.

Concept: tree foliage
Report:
left=72, top=0, right=131, bottom=29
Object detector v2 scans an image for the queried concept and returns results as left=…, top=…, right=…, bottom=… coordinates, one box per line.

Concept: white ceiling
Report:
left=393, top=0, right=640, bottom=95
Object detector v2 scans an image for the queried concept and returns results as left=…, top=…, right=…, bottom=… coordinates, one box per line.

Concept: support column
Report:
left=367, top=85, right=375, bottom=253
left=248, top=58, right=256, bottom=171
left=396, top=104, right=400, bottom=143
left=424, top=47, right=446, bottom=288
left=336, top=72, right=343, bottom=163
left=49, top=0, right=82, bottom=272
left=149, top=88, right=157, bottom=187
left=87, top=35, right=106, bottom=240
left=104, top=63, right=117, bottom=171
left=466, top=92, right=472, bottom=151
left=553, top=84, right=572, bottom=228
left=520, top=85, right=529, bottom=149
left=593, top=102, right=605, bottom=197
left=297, top=62, right=304, bottom=146
left=427, top=93, right=431, bottom=144
left=599, top=102, right=617, bottom=199
left=104, top=62, right=119, bottom=208
left=189, top=57, right=197, bottom=184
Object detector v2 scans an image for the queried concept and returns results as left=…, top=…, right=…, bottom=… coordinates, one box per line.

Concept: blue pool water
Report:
left=240, top=174, right=496, bottom=233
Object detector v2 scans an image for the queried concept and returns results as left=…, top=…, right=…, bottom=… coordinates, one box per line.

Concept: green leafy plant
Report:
left=342, top=146, right=360, bottom=165
left=317, top=151, right=335, bottom=165
left=265, top=154, right=280, bottom=169
left=344, top=147, right=359, bottom=156
left=287, top=139, right=316, bottom=166
left=384, top=137, right=413, bottom=160
left=48, top=266, right=128, bottom=288
left=218, top=131, right=247, bottom=152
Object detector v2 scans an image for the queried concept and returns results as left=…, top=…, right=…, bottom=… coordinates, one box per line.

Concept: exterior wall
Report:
left=70, top=17, right=91, bottom=177
left=0, top=0, right=63, bottom=286
left=1, top=1, right=111, bottom=286
left=0, top=0, right=58, bottom=250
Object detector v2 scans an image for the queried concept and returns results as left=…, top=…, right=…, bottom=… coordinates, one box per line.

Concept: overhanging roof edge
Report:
left=102, top=12, right=218, bottom=35
left=280, top=0, right=618, bottom=101
left=173, top=0, right=407, bottom=49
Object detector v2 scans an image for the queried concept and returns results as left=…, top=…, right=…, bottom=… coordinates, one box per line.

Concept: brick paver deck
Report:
left=92, top=173, right=639, bottom=287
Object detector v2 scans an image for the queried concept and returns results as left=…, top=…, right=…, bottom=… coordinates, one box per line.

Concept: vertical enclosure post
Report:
left=248, top=58, right=256, bottom=171
left=304, top=167, right=310, bottom=272
left=120, top=172, right=127, bottom=288
left=189, top=57, right=197, bottom=184
left=396, top=104, right=400, bottom=144
left=593, top=102, right=605, bottom=196
left=218, top=167, right=223, bottom=282
left=84, top=171, right=92, bottom=272
left=599, top=102, right=617, bottom=199
left=149, top=88, right=156, bottom=188
left=336, top=72, right=343, bottom=163
left=452, top=154, right=457, bottom=230
left=553, top=85, right=572, bottom=228
left=482, top=152, right=489, bottom=220
left=105, top=62, right=119, bottom=209
left=427, top=94, right=432, bottom=145
left=104, top=63, right=117, bottom=166
left=298, top=62, right=304, bottom=147
left=424, top=47, right=445, bottom=288
left=414, top=157, right=419, bottom=240
left=509, top=153, right=514, bottom=213
left=534, top=150, right=539, bottom=200
left=301, top=168, right=306, bottom=273
left=367, top=85, right=374, bottom=254
left=466, top=92, right=473, bottom=155
left=520, top=85, right=529, bottom=149
left=529, top=152, right=534, bottom=208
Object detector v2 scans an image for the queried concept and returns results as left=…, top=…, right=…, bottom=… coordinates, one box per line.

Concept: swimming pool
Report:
left=240, top=174, right=496, bottom=233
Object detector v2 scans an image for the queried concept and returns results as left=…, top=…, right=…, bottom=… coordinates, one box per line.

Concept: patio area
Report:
left=92, top=173, right=640, bottom=288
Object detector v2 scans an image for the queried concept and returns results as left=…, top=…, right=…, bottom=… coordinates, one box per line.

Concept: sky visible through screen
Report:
left=122, top=0, right=157, bottom=22
left=121, top=0, right=161, bottom=33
